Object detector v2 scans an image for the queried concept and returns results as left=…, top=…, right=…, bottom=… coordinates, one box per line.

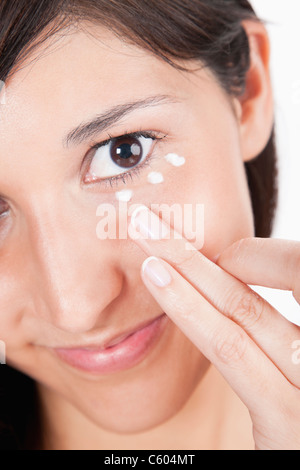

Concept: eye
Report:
left=0, top=199, right=9, bottom=218
left=85, top=134, right=155, bottom=183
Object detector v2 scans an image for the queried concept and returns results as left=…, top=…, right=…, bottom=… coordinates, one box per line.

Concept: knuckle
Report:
left=219, top=237, right=255, bottom=264
left=213, top=327, right=248, bottom=365
left=228, top=238, right=249, bottom=258
left=175, top=248, right=200, bottom=271
left=225, top=287, right=265, bottom=330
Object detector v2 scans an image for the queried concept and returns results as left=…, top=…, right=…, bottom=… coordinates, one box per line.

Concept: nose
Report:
left=23, top=197, right=124, bottom=334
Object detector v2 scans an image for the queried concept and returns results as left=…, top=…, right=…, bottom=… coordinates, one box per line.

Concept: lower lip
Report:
left=54, top=314, right=167, bottom=374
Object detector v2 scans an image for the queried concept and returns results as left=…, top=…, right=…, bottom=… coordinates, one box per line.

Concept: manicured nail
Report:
left=130, top=205, right=170, bottom=240
left=142, top=256, right=172, bottom=287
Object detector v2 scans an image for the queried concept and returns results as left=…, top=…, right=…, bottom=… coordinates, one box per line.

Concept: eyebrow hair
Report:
left=63, top=95, right=177, bottom=148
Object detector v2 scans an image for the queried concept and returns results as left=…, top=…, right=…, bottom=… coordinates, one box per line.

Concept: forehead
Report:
left=1, top=24, right=189, bottom=141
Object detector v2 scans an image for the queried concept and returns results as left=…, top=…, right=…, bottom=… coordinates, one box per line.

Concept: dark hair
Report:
left=0, top=0, right=278, bottom=449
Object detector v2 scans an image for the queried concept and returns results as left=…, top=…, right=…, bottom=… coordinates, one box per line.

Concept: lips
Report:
left=54, top=313, right=168, bottom=374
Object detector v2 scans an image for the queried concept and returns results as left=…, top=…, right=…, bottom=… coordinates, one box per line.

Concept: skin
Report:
left=1, top=19, right=296, bottom=450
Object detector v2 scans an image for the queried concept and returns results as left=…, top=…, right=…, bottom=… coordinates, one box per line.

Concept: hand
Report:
left=128, top=205, right=300, bottom=450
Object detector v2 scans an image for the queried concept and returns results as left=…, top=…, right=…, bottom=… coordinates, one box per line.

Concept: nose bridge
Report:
left=26, top=196, right=122, bottom=333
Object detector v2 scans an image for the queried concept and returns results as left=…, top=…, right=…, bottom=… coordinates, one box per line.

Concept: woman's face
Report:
left=0, top=25, right=254, bottom=433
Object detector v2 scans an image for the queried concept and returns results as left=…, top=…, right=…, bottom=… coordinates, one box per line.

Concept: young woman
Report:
left=0, top=0, right=299, bottom=450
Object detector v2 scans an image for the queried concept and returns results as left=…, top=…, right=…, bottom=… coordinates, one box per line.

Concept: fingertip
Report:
left=142, top=256, right=172, bottom=288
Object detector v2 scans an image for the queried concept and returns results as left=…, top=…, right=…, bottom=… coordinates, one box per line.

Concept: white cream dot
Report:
left=147, top=172, right=164, bottom=185
left=115, top=189, right=133, bottom=202
left=164, top=153, right=186, bottom=167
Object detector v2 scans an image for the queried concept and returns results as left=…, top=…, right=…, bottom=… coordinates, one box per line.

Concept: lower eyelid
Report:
left=85, top=150, right=159, bottom=190
left=85, top=136, right=162, bottom=187
left=99, top=154, right=156, bottom=189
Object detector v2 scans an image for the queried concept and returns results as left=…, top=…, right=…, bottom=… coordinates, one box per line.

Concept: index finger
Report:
left=128, top=205, right=300, bottom=385
left=139, top=254, right=289, bottom=420
left=217, top=238, right=300, bottom=302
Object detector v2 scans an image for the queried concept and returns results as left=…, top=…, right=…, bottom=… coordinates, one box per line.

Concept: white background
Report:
left=249, top=1, right=300, bottom=324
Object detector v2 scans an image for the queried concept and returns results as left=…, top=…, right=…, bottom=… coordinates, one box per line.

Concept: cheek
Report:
left=123, top=123, right=254, bottom=258
left=188, top=118, right=255, bottom=257
left=180, top=157, right=254, bottom=259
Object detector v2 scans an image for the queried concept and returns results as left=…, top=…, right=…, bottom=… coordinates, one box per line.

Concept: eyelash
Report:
left=84, top=130, right=166, bottom=189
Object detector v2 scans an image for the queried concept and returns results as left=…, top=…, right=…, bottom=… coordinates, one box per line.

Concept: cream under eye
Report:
left=85, top=133, right=155, bottom=184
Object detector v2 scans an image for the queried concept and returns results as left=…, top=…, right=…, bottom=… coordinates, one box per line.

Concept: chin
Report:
left=30, top=322, right=209, bottom=437
left=70, top=348, right=209, bottom=436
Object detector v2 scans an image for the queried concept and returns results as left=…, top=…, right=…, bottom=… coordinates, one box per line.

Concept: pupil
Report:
left=117, top=143, right=133, bottom=160
left=111, top=137, right=143, bottom=168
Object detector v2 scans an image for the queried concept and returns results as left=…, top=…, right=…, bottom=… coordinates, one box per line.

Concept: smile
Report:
left=53, top=313, right=168, bottom=374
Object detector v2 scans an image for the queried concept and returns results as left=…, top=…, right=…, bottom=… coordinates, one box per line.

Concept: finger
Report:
left=128, top=206, right=300, bottom=386
left=140, top=255, right=291, bottom=418
left=216, top=238, right=300, bottom=303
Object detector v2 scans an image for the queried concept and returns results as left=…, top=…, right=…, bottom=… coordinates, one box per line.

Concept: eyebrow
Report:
left=63, top=95, right=177, bottom=148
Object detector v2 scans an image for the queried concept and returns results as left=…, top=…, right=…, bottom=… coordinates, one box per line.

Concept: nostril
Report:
left=34, top=273, right=124, bottom=335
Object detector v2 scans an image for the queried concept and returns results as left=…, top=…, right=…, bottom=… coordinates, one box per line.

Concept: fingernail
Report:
left=130, top=205, right=170, bottom=240
left=142, top=256, right=172, bottom=287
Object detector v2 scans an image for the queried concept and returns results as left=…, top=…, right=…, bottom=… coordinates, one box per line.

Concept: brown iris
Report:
left=110, top=136, right=143, bottom=168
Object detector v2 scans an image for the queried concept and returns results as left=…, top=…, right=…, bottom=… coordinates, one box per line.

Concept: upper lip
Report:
left=51, top=313, right=165, bottom=351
